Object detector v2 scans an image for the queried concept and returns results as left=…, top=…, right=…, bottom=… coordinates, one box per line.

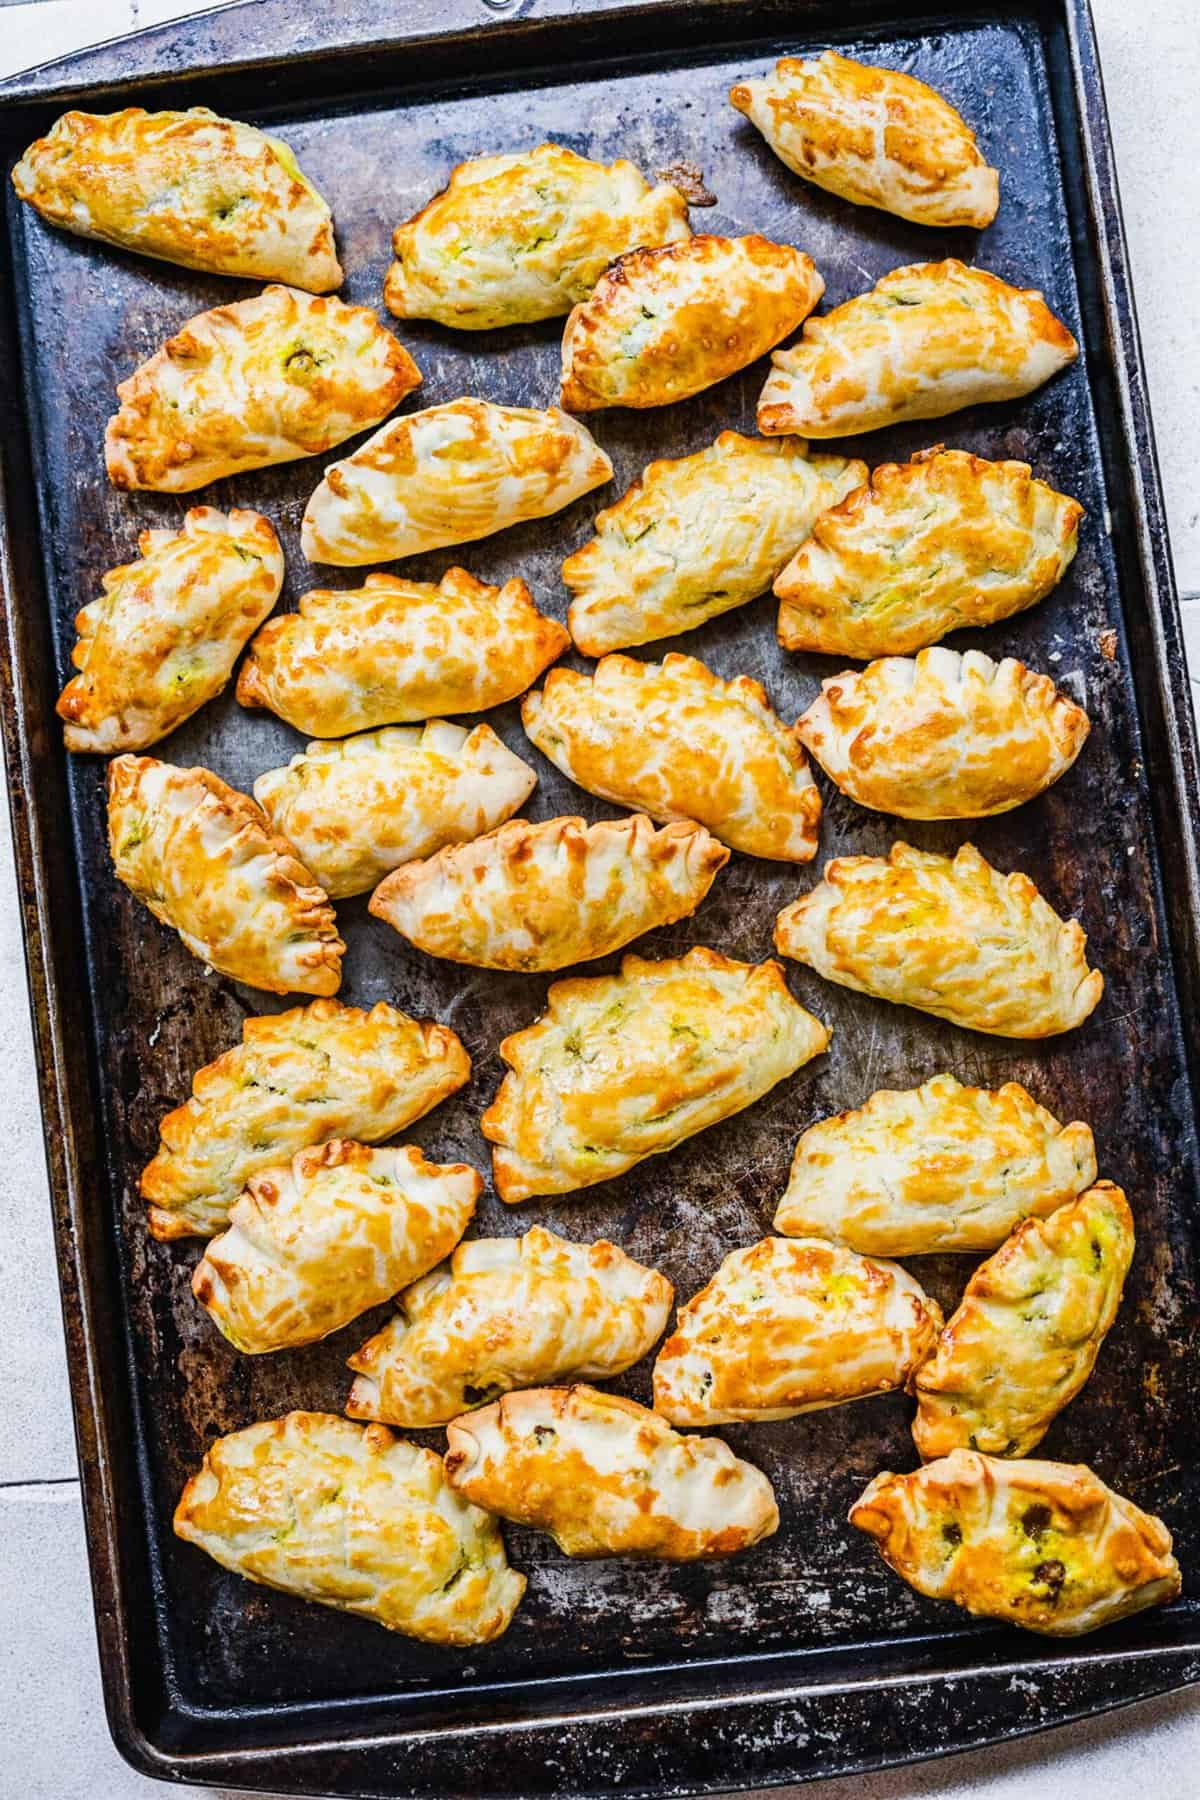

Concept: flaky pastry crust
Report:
left=776, top=447, right=1083, bottom=658
left=108, top=755, right=343, bottom=998
left=796, top=646, right=1090, bottom=819
left=653, top=1236, right=942, bottom=1425
left=140, top=998, right=470, bottom=1240
left=369, top=813, right=728, bottom=972
left=237, top=567, right=568, bottom=738
left=563, top=430, right=866, bottom=654
left=13, top=106, right=342, bottom=290
left=522, top=652, right=822, bottom=862
left=758, top=261, right=1077, bottom=438
left=560, top=234, right=825, bottom=411
left=775, top=1073, right=1097, bottom=1255
left=175, top=1411, right=524, bottom=1642
left=774, top=841, right=1103, bottom=1037
left=850, top=1449, right=1179, bottom=1636
left=347, top=1225, right=673, bottom=1427
left=444, top=1385, right=779, bottom=1559
left=385, top=142, right=690, bottom=328
left=57, top=506, right=283, bottom=753
left=301, top=397, right=612, bottom=565
left=730, top=52, right=999, bottom=227
left=193, top=1140, right=479, bottom=1354
left=912, top=1183, right=1134, bottom=1459
left=480, top=946, right=829, bottom=1202
left=254, top=721, right=536, bottom=900
left=105, top=285, right=419, bottom=492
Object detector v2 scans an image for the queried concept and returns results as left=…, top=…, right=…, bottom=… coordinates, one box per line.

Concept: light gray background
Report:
left=1, top=2, right=1197, bottom=1796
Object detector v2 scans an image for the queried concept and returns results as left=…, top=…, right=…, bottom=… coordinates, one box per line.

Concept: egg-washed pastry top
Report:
left=57, top=506, right=284, bottom=754
left=237, top=567, right=568, bottom=738
left=730, top=52, right=999, bottom=228
left=911, top=1182, right=1134, bottom=1461
left=105, top=285, right=420, bottom=492
left=560, top=233, right=825, bottom=411
left=522, top=652, right=822, bottom=862
left=774, top=840, right=1103, bottom=1037
left=653, top=1236, right=942, bottom=1425
left=796, top=647, right=1090, bottom=820
left=253, top=721, right=537, bottom=901
left=850, top=1449, right=1180, bottom=1636
left=444, top=1385, right=779, bottom=1559
left=301, top=397, right=612, bottom=565
left=385, top=141, right=691, bottom=329
left=369, top=813, right=729, bottom=972
left=140, top=997, right=470, bottom=1240
left=563, top=430, right=866, bottom=655
left=346, top=1225, right=674, bottom=1428
left=12, top=106, right=342, bottom=290
left=481, top=945, right=829, bottom=1202
left=757, top=260, right=1078, bottom=438
left=107, top=754, right=344, bottom=998
left=174, top=1411, right=525, bottom=1643
left=775, top=1072, right=1097, bottom=1255
left=775, top=447, right=1083, bottom=659
left=193, top=1140, right=480, bottom=1355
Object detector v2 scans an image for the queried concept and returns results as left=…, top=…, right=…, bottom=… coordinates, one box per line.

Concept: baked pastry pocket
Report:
left=653, top=1236, right=942, bottom=1424
left=758, top=260, right=1077, bottom=438
left=347, top=1225, right=672, bottom=1427
left=140, top=997, right=470, bottom=1240
left=774, top=840, right=1103, bottom=1037
left=444, top=1385, right=778, bottom=1559
left=560, top=233, right=825, bottom=411
left=58, top=506, right=283, bottom=753
left=369, top=813, right=728, bottom=972
left=850, top=1449, right=1179, bottom=1636
left=175, top=1411, right=524, bottom=1642
left=481, top=945, right=828, bottom=1201
left=385, top=141, right=690, bottom=328
left=106, top=285, right=419, bottom=492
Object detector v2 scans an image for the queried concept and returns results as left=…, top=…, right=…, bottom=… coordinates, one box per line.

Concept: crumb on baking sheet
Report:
left=1098, top=628, right=1118, bottom=660
left=657, top=160, right=717, bottom=206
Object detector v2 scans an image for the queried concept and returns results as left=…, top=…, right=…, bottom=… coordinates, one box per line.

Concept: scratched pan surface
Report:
left=0, top=0, right=1198, bottom=1794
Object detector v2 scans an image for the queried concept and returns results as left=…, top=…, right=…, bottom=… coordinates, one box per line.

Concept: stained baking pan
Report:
left=1, top=0, right=1198, bottom=1793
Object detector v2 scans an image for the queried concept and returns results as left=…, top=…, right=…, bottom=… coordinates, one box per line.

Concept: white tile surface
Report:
left=0, top=2, right=1197, bottom=1796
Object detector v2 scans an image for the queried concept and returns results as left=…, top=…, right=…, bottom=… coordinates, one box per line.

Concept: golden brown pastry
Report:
left=758, top=261, right=1078, bottom=438
left=140, top=998, right=470, bottom=1240
left=105, top=285, right=419, bottom=492
left=775, top=1073, right=1097, bottom=1255
left=193, top=1141, right=479, bottom=1354
left=384, top=142, right=690, bottom=329
left=560, top=234, right=825, bottom=411
left=481, top=946, right=829, bottom=1202
left=796, top=647, right=1090, bottom=819
left=444, top=1385, right=778, bottom=1559
left=563, top=431, right=866, bottom=654
left=108, top=756, right=343, bottom=997
left=174, top=1411, right=524, bottom=1642
left=775, top=448, right=1083, bottom=658
left=301, top=397, right=612, bottom=565
left=521, top=653, right=821, bottom=862
left=253, top=721, right=536, bottom=900
left=653, top=1237, right=942, bottom=1425
left=849, top=1449, right=1179, bottom=1636
left=369, top=814, right=728, bottom=972
left=57, top=507, right=283, bottom=754
left=12, top=107, right=342, bottom=290
left=347, top=1226, right=673, bottom=1428
left=237, top=567, right=567, bottom=738
left=912, top=1183, right=1134, bottom=1460
left=774, top=841, right=1103, bottom=1037
left=730, top=52, right=999, bottom=228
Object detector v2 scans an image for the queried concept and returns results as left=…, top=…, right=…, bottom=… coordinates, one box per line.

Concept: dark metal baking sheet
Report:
left=1, top=0, right=1198, bottom=1793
